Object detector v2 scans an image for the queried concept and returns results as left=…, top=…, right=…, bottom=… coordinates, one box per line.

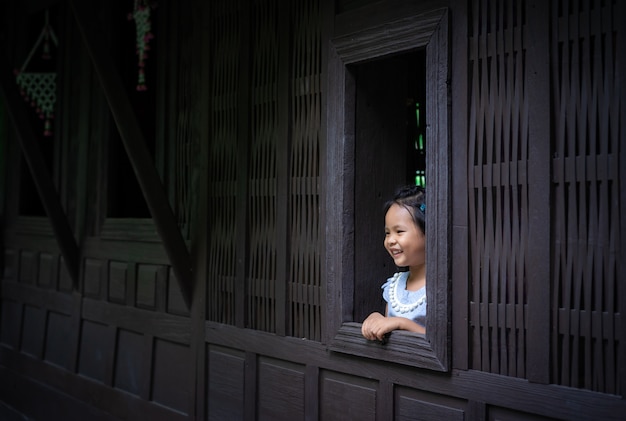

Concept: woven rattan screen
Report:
left=468, top=0, right=529, bottom=377
left=206, top=0, right=321, bottom=341
left=468, top=0, right=622, bottom=393
left=551, top=0, right=621, bottom=394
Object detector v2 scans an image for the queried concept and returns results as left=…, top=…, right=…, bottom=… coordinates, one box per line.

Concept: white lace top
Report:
left=381, top=271, right=426, bottom=327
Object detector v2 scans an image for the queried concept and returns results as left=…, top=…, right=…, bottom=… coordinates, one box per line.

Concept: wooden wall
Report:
left=0, top=0, right=625, bottom=420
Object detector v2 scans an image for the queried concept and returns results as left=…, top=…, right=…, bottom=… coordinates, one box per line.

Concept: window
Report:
left=351, top=51, right=426, bottom=325
left=325, top=7, right=450, bottom=370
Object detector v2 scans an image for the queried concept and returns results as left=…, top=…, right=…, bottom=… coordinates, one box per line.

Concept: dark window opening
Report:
left=353, top=50, right=426, bottom=324
left=106, top=1, right=157, bottom=218
left=17, top=8, right=59, bottom=217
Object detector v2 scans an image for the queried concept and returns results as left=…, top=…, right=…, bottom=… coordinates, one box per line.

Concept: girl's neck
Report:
left=406, top=265, right=426, bottom=291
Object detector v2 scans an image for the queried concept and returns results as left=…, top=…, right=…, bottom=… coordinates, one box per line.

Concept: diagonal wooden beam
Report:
left=69, top=0, right=192, bottom=308
left=0, top=52, right=80, bottom=287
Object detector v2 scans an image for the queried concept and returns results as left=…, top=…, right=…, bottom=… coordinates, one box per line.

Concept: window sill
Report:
left=328, top=322, right=446, bottom=371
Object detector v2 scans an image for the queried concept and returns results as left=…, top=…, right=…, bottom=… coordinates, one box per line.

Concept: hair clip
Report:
left=419, top=203, right=426, bottom=213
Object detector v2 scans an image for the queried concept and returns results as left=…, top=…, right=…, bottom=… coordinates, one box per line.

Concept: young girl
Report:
left=361, top=185, right=427, bottom=341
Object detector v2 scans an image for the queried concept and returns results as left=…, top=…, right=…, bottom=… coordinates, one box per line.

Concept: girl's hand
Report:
left=361, top=312, right=426, bottom=341
left=361, top=312, right=397, bottom=341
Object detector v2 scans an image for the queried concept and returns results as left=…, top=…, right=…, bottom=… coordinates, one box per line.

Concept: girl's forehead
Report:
left=385, top=203, right=414, bottom=221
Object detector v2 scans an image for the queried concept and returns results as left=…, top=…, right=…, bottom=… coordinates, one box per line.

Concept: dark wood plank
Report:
left=68, top=0, right=192, bottom=308
left=525, top=0, right=551, bottom=384
left=618, top=0, right=626, bottom=400
left=425, top=7, right=450, bottom=371
left=81, top=298, right=191, bottom=344
left=321, top=5, right=350, bottom=343
left=334, top=0, right=447, bottom=40
left=450, top=0, right=470, bottom=372
left=333, top=7, right=446, bottom=65
left=0, top=53, right=80, bottom=287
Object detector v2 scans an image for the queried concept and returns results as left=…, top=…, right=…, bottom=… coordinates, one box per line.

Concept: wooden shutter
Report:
left=551, top=0, right=623, bottom=394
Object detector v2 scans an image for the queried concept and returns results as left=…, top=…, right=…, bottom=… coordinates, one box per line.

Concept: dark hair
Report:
left=383, top=185, right=426, bottom=234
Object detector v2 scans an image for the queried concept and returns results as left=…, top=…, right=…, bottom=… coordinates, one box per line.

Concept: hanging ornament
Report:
left=127, top=0, right=154, bottom=91
left=14, top=10, right=58, bottom=137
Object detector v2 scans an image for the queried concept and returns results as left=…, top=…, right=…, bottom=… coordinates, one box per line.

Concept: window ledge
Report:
left=329, top=322, right=446, bottom=371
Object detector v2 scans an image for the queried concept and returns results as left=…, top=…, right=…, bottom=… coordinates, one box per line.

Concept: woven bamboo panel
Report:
left=551, top=0, right=621, bottom=394
left=468, top=0, right=529, bottom=377
left=289, top=0, right=322, bottom=341
left=247, top=0, right=279, bottom=333
left=206, top=0, right=239, bottom=325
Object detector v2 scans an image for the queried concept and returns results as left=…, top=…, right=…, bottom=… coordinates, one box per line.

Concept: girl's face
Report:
left=384, top=203, right=425, bottom=268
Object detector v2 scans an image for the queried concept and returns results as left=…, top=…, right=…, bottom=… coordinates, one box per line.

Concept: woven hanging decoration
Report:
left=14, top=10, right=58, bottom=137
left=127, top=0, right=154, bottom=91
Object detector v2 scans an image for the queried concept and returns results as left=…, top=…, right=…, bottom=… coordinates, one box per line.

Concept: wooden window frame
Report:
left=324, top=6, right=450, bottom=371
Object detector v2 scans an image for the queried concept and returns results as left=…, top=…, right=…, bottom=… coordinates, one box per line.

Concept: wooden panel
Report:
left=257, top=357, right=305, bottom=420
left=78, top=320, right=114, bottom=383
left=44, top=311, right=72, bottom=369
left=207, top=345, right=245, bottom=421
left=3, top=249, right=17, bottom=280
left=114, top=329, right=143, bottom=396
left=467, top=0, right=529, bottom=378
left=550, top=0, right=622, bottom=394
left=0, top=299, right=22, bottom=349
left=83, top=258, right=103, bottom=298
left=37, top=252, right=56, bottom=288
left=108, top=260, right=127, bottom=304
left=395, top=386, right=468, bottom=421
left=20, top=304, right=45, bottom=358
left=151, top=338, right=190, bottom=413
left=136, top=263, right=166, bottom=310
left=167, top=268, right=189, bottom=316
left=18, top=250, right=37, bottom=284
left=1, top=279, right=74, bottom=314
left=58, top=257, right=73, bottom=291
left=320, top=370, right=377, bottom=421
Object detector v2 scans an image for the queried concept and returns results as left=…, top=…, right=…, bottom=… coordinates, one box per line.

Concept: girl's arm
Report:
left=361, top=305, right=425, bottom=341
